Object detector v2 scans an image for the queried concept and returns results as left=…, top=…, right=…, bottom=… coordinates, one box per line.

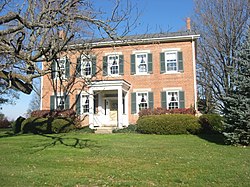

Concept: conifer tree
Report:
left=223, top=33, right=250, bottom=146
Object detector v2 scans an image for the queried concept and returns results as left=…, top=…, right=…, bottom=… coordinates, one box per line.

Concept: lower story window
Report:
left=167, top=91, right=179, bottom=109
left=137, top=92, right=148, bottom=111
left=82, top=95, right=89, bottom=113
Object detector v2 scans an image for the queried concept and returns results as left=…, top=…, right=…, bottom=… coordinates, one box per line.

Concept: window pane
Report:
left=167, top=92, right=179, bottom=109
left=108, top=55, right=119, bottom=75
left=165, top=52, right=177, bottom=71
left=136, top=53, right=147, bottom=73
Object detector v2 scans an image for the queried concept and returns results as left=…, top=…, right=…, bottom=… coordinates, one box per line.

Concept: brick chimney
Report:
left=59, top=30, right=66, bottom=40
left=186, top=17, right=191, bottom=31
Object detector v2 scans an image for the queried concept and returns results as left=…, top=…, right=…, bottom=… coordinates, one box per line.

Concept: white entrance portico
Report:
left=88, top=80, right=130, bottom=129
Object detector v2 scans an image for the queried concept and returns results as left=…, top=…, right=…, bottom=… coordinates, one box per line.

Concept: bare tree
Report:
left=193, top=0, right=249, bottom=113
left=0, top=0, right=137, bottom=96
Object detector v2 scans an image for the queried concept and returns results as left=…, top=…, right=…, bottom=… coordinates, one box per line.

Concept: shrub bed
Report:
left=31, top=109, right=76, bottom=118
left=139, top=107, right=196, bottom=117
left=199, top=114, right=224, bottom=134
left=137, top=114, right=200, bottom=135
left=21, top=117, right=77, bottom=134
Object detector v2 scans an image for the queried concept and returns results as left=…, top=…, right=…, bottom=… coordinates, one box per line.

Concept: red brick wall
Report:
left=41, top=40, right=197, bottom=125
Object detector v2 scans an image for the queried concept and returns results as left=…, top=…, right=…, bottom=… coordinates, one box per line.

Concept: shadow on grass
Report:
left=196, top=133, right=226, bottom=145
left=34, top=133, right=98, bottom=151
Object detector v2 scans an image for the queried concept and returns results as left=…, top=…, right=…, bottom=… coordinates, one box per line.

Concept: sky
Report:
left=1, top=0, right=195, bottom=120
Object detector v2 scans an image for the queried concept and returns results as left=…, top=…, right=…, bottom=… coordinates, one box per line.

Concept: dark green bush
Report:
left=74, top=126, right=95, bottom=133
left=113, top=125, right=138, bottom=133
left=199, top=114, right=224, bottom=134
left=21, top=117, right=76, bottom=134
left=12, top=116, right=26, bottom=134
left=137, top=114, right=200, bottom=135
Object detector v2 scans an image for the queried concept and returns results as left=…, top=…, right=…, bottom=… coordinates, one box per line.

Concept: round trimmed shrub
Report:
left=137, top=114, right=200, bottom=135
left=51, top=118, right=76, bottom=133
left=199, top=114, right=224, bottom=134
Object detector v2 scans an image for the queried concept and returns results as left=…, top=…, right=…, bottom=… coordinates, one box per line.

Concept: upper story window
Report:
left=103, top=54, right=124, bottom=76
left=108, top=55, right=119, bottom=75
left=160, top=51, right=183, bottom=73
left=51, top=57, right=70, bottom=79
left=76, top=55, right=96, bottom=77
left=136, top=53, right=148, bottom=74
left=131, top=91, right=154, bottom=114
left=131, top=53, right=153, bottom=75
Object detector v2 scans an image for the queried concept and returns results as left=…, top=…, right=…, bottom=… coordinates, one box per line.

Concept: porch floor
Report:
left=94, top=127, right=117, bottom=134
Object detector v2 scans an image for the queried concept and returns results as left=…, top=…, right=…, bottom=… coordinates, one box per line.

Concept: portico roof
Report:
left=90, top=79, right=131, bottom=91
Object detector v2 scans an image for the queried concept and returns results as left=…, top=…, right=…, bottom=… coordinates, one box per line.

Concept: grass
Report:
left=0, top=129, right=249, bottom=186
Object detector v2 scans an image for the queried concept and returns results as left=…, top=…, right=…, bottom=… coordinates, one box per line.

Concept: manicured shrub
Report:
left=139, top=107, right=196, bottom=117
left=74, top=126, right=95, bottom=133
left=199, top=114, right=224, bottom=134
left=21, top=117, right=77, bottom=134
left=31, top=109, right=76, bottom=118
left=113, top=125, right=138, bottom=133
left=137, top=114, right=200, bottom=135
left=12, top=116, right=26, bottom=134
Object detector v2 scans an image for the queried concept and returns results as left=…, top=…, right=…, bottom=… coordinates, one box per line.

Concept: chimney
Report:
left=59, top=30, right=66, bottom=40
left=186, top=17, right=191, bottom=31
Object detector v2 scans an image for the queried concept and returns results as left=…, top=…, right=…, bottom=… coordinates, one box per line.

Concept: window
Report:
left=161, top=90, right=185, bottom=109
left=136, top=53, right=147, bottom=73
left=81, top=59, right=92, bottom=76
left=165, top=52, right=177, bottom=71
left=131, top=53, right=152, bottom=75
left=167, top=91, right=179, bottom=109
left=103, top=55, right=124, bottom=76
left=131, top=92, right=154, bottom=114
left=108, top=55, right=119, bottom=75
left=76, top=55, right=96, bottom=77
left=50, top=94, right=70, bottom=110
left=57, top=96, right=65, bottom=110
left=82, top=95, right=90, bottom=113
left=160, top=51, right=183, bottom=73
left=137, top=92, right=148, bottom=111
left=51, top=57, right=70, bottom=79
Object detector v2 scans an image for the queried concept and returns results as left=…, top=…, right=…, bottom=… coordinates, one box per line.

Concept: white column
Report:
left=88, top=88, right=94, bottom=129
left=125, top=91, right=129, bottom=127
left=118, top=87, right=123, bottom=128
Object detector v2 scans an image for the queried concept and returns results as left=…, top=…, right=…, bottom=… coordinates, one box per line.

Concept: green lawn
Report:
left=0, top=130, right=249, bottom=187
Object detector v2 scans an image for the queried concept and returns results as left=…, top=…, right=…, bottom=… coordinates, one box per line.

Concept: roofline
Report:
left=69, top=34, right=200, bottom=49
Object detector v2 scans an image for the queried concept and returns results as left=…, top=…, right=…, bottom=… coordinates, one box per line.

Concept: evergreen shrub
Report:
left=21, top=117, right=76, bottom=134
left=137, top=114, right=200, bottom=135
left=199, top=114, right=224, bottom=134
left=12, top=116, right=26, bottom=134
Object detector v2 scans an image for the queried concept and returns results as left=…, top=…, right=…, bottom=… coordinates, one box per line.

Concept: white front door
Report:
left=109, top=99, right=118, bottom=126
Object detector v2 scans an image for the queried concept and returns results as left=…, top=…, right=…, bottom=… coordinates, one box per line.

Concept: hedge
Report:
left=139, top=107, right=196, bottom=117
left=137, top=114, right=200, bottom=135
left=21, top=117, right=77, bottom=134
left=199, top=114, right=224, bottom=134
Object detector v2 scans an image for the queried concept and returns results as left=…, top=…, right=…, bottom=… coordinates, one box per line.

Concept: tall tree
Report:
left=192, top=0, right=249, bottom=113
left=0, top=0, right=136, bottom=96
left=223, top=32, right=250, bottom=145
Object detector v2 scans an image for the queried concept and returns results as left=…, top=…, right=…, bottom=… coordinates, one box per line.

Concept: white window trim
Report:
left=161, top=48, right=181, bottom=52
left=165, top=51, right=178, bottom=72
left=166, top=90, right=179, bottom=110
left=55, top=56, right=67, bottom=79
left=135, top=53, right=148, bottom=75
left=107, top=54, right=119, bottom=76
left=132, top=50, right=151, bottom=54
left=80, top=55, right=92, bottom=77
left=81, top=94, right=90, bottom=114
left=136, top=92, right=149, bottom=113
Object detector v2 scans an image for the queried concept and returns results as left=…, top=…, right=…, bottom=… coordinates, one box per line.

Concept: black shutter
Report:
left=131, top=92, right=136, bottom=114
left=50, top=95, right=55, bottom=110
left=103, top=56, right=107, bottom=76
left=92, top=56, right=96, bottom=76
left=119, top=55, right=124, bottom=75
left=179, top=91, right=185, bottom=108
left=131, top=54, right=136, bottom=75
left=51, top=60, right=56, bottom=79
left=76, top=57, right=81, bottom=77
left=178, top=51, right=184, bottom=72
left=161, top=91, right=167, bottom=108
left=160, top=52, right=165, bottom=73
left=148, top=92, right=154, bottom=109
left=65, top=58, right=70, bottom=78
left=148, top=53, right=153, bottom=74
left=76, top=94, right=81, bottom=115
